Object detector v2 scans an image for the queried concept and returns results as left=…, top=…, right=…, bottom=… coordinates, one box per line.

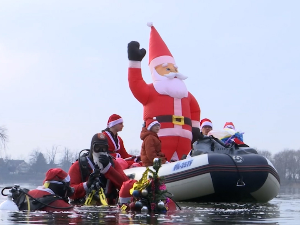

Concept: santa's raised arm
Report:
left=127, top=23, right=201, bottom=161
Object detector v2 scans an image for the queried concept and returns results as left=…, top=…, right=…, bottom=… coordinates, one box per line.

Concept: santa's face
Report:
left=151, top=63, right=188, bottom=99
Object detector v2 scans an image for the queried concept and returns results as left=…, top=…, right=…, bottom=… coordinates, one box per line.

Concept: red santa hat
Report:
left=146, top=117, right=160, bottom=130
left=43, top=168, right=70, bottom=184
left=200, top=118, right=213, bottom=129
left=119, top=179, right=137, bottom=204
left=107, top=114, right=123, bottom=128
left=147, top=22, right=176, bottom=71
left=224, top=122, right=235, bottom=130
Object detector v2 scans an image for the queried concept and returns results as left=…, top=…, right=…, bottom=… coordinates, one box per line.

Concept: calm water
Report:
left=0, top=184, right=299, bottom=224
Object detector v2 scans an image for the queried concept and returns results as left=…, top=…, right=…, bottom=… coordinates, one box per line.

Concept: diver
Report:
left=68, top=133, right=128, bottom=205
left=2, top=168, right=74, bottom=211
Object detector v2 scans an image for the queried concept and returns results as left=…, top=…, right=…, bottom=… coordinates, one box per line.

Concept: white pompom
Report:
left=147, top=22, right=153, bottom=27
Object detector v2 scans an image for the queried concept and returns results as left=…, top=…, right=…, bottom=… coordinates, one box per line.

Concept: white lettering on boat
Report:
left=173, top=159, right=193, bottom=171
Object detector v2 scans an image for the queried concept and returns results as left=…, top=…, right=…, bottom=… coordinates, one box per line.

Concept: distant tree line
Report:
left=0, top=146, right=79, bottom=178
left=1, top=126, right=299, bottom=185
left=258, top=149, right=300, bottom=185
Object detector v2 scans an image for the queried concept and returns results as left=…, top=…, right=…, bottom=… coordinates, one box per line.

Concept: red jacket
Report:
left=103, top=131, right=132, bottom=159
left=68, top=156, right=129, bottom=202
left=27, top=188, right=72, bottom=212
left=140, top=127, right=167, bottom=167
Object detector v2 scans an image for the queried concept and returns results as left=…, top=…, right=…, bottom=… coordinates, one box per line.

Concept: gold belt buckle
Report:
left=172, top=115, right=184, bottom=125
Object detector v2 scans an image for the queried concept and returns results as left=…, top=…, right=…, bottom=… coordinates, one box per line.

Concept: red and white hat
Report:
left=119, top=179, right=137, bottom=204
left=146, top=117, right=160, bottom=130
left=147, top=22, right=176, bottom=71
left=200, top=118, right=213, bottom=129
left=43, top=168, right=70, bottom=184
left=107, top=114, right=123, bottom=128
left=224, top=122, right=235, bottom=130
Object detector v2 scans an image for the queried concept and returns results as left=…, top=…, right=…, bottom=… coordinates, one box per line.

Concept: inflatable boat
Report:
left=124, top=136, right=280, bottom=203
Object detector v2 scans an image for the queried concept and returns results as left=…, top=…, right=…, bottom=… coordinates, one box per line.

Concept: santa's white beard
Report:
left=93, top=152, right=108, bottom=170
left=151, top=69, right=188, bottom=99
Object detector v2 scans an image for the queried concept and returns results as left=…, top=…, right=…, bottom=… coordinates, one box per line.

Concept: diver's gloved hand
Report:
left=128, top=41, right=146, bottom=61
left=86, top=169, right=100, bottom=188
left=98, top=155, right=110, bottom=169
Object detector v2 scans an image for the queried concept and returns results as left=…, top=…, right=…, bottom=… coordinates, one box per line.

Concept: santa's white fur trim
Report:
left=83, top=182, right=88, bottom=192
left=108, top=118, right=123, bottom=128
left=149, top=56, right=176, bottom=72
left=129, top=61, right=141, bottom=68
left=147, top=22, right=153, bottom=27
left=100, top=162, right=112, bottom=174
left=201, top=121, right=213, bottom=129
left=192, top=120, right=200, bottom=128
left=147, top=121, right=160, bottom=130
left=44, top=174, right=70, bottom=183
left=225, top=125, right=235, bottom=129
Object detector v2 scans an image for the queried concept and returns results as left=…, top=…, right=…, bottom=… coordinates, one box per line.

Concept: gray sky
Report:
left=1, top=0, right=299, bottom=160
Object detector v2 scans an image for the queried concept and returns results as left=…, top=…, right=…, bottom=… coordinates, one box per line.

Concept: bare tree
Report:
left=46, top=145, right=59, bottom=167
left=60, top=147, right=74, bottom=171
left=0, top=126, right=8, bottom=150
left=273, top=149, right=298, bottom=183
left=257, top=150, right=273, bottom=162
left=29, top=148, right=48, bottom=173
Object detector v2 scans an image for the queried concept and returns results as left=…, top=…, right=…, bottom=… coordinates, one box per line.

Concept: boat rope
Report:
left=225, top=154, right=245, bottom=187
left=165, top=192, right=181, bottom=210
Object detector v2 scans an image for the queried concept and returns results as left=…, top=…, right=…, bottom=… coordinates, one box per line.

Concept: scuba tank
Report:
left=0, top=184, right=25, bottom=211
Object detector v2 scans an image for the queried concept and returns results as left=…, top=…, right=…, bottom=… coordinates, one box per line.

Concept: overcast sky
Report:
left=1, top=0, right=299, bottom=161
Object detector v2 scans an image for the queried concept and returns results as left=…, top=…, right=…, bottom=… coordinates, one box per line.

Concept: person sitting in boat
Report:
left=223, top=122, right=248, bottom=147
left=200, top=118, right=213, bottom=137
left=23, top=168, right=74, bottom=211
left=185, top=118, right=213, bottom=158
left=140, top=118, right=167, bottom=166
left=68, top=133, right=129, bottom=205
left=102, top=114, right=141, bottom=168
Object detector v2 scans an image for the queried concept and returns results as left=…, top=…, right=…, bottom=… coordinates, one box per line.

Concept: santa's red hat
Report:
left=224, top=122, right=235, bottom=130
left=107, top=114, right=123, bottom=128
left=119, top=179, right=137, bottom=204
left=147, top=22, right=176, bottom=70
left=200, top=118, right=213, bottom=129
left=43, top=168, right=70, bottom=184
left=146, top=117, right=160, bottom=130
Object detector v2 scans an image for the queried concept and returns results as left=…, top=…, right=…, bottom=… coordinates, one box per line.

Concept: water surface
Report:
left=0, top=184, right=299, bottom=224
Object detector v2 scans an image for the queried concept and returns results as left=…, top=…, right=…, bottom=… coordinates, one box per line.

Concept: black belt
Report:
left=155, top=115, right=192, bottom=126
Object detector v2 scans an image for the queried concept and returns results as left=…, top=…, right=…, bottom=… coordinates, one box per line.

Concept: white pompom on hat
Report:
left=146, top=117, right=160, bottom=130
left=107, top=114, right=123, bottom=128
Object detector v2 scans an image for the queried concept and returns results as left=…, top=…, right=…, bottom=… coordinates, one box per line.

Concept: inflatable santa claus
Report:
left=127, top=23, right=201, bottom=161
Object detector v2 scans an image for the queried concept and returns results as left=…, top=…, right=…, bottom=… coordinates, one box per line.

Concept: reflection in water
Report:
left=1, top=202, right=281, bottom=225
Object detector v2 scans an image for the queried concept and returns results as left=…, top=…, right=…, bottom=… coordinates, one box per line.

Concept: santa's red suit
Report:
left=69, top=156, right=128, bottom=202
left=128, top=23, right=200, bottom=161
left=27, top=188, right=71, bottom=212
left=103, top=131, right=131, bottom=159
